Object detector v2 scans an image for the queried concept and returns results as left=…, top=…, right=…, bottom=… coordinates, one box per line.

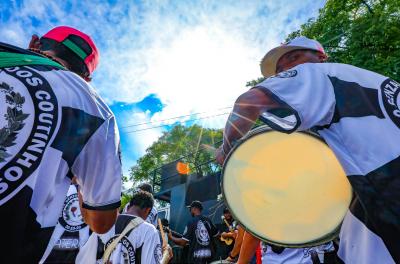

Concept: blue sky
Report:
left=1, top=0, right=325, bottom=180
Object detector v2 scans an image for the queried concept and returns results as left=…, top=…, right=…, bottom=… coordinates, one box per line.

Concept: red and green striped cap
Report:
left=42, top=26, right=99, bottom=75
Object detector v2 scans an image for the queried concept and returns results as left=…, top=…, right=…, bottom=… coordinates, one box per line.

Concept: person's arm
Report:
left=210, top=220, right=220, bottom=238
left=168, top=230, right=189, bottom=247
left=221, top=231, right=236, bottom=239
left=78, top=188, right=118, bottom=233
left=237, top=231, right=260, bottom=264
left=216, top=88, right=279, bottom=164
left=226, top=225, right=245, bottom=261
left=161, top=244, right=173, bottom=264
left=73, top=115, right=122, bottom=234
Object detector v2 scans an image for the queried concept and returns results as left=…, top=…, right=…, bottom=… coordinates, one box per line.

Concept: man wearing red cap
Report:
left=0, top=26, right=121, bottom=263
left=216, top=36, right=400, bottom=263
left=28, top=25, right=99, bottom=81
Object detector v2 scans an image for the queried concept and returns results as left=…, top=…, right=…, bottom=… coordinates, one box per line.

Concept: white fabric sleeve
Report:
left=141, top=227, right=162, bottom=264
left=75, top=232, right=99, bottom=264
left=256, top=63, right=336, bottom=132
left=73, top=115, right=122, bottom=210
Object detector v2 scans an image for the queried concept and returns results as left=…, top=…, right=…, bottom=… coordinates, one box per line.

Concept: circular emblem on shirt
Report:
left=0, top=66, right=58, bottom=204
left=60, top=193, right=86, bottom=231
left=154, top=243, right=162, bottom=263
left=0, top=81, right=31, bottom=164
left=273, top=69, right=297, bottom=78
left=381, top=78, right=400, bottom=129
left=105, top=235, right=135, bottom=264
left=195, top=220, right=210, bottom=246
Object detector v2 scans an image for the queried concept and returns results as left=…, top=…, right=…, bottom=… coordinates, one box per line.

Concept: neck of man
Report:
left=126, top=206, right=147, bottom=220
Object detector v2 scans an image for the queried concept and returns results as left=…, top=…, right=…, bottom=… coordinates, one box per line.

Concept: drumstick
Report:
left=158, top=218, right=167, bottom=247
left=158, top=218, right=171, bottom=264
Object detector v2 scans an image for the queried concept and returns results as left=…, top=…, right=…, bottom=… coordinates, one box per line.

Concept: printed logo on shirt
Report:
left=193, top=248, right=211, bottom=259
left=154, top=243, right=162, bottom=263
left=0, top=82, right=29, bottom=163
left=381, top=78, right=400, bottom=129
left=272, top=69, right=298, bottom=78
left=59, top=192, right=86, bottom=231
left=105, top=235, right=136, bottom=264
left=195, top=220, right=210, bottom=246
left=0, top=66, right=58, bottom=204
left=53, top=237, right=80, bottom=251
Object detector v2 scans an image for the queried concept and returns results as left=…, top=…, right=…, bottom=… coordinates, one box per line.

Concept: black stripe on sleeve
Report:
left=82, top=200, right=121, bottom=211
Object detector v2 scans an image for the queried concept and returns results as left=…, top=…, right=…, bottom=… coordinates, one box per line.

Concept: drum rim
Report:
left=221, top=125, right=349, bottom=247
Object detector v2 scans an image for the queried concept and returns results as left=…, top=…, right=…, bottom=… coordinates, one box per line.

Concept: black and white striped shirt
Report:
left=0, top=45, right=122, bottom=263
left=257, top=62, right=400, bottom=264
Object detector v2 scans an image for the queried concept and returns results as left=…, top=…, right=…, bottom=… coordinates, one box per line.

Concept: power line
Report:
left=122, top=112, right=229, bottom=133
left=120, top=107, right=232, bottom=129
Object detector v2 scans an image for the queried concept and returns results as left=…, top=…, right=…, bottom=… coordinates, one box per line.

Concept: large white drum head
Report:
left=223, top=131, right=351, bottom=246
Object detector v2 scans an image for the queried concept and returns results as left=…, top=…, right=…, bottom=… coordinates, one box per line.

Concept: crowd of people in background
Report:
left=165, top=199, right=338, bottom=264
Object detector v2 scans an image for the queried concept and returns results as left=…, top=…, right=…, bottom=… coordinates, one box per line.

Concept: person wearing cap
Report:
left=27, top=27, right=98, bottom=82
left=137, top=182, right=159, bottom=227
left=168, top=200, right=219, bottom=264
left=215, top=207, right=237, bottom=260
left=216, top=36, right=400, bottom=263
left=0, top=26, right=121, bottom=263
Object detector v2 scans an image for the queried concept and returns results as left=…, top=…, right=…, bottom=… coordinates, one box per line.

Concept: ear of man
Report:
left=317, top=51, right=328, bottom=62
left=28, top=35, right=41, bottom=50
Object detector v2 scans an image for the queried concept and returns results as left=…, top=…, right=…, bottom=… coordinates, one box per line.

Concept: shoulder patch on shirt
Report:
left=59, top=192, right=86, bottom=231
left=272, top=69, right=297, bottom=78
left=381, top=78, right=400, bottom=129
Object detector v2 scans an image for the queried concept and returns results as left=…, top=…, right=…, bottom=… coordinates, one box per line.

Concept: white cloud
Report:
left=1, top=0, right=325, bottom=105
left=0, top=0, right=325, bottom=171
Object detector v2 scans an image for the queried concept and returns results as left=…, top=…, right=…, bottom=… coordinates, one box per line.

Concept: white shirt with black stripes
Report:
left=256, top=63, right=399, bottom=264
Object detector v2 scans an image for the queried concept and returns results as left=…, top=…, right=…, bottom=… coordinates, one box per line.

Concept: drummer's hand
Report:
left=225, top=255, right=235, bottom=262
left=215, top=145, right=226, bottom=165
left=162, top=244, right=173, bottom=261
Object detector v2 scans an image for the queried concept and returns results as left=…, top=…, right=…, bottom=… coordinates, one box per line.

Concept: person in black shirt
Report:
left=169, top=200, right=219, bottom=264
left=215, top=208, right=237, bottom=260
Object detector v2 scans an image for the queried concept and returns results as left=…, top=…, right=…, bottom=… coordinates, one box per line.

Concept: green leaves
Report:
left=287, top=0, right=400, bottom=81
left=128, top=124, right=223, bottom=187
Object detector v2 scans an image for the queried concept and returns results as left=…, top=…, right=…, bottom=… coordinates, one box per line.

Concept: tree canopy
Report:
left=128, top=124, right=223, bottom=188
left=287, top=0, right=400, bottom=81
